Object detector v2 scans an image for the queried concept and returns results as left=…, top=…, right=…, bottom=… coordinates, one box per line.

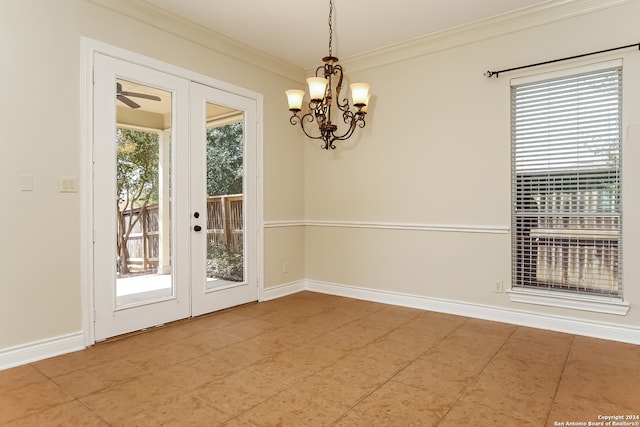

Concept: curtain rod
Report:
left=484, top=42, right=639, bottom=78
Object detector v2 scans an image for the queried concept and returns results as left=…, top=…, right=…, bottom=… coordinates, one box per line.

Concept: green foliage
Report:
left=207, top=241, right=243, bottom=282
left=205, top=123, right=244, bottom=281
left=116, top=128, right=159, bottom=274
left=117, top=128, right=159, bottom=208
left=206, top=122, right=243, bottom=196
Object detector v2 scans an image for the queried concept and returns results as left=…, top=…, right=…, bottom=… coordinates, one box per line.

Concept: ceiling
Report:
left=118, top=0, right=564, bottom=125
left=116, top=79, right=239, bottom=129
left=145, top=0, right=557, bottom=70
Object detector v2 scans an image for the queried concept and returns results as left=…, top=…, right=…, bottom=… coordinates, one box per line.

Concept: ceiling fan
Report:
left=116, top=82, right=161, bottom=109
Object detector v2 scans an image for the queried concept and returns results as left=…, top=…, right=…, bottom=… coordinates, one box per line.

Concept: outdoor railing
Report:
left=530, top=225, right=619, bottom=293
left=120, top=194, right=242, bottom=272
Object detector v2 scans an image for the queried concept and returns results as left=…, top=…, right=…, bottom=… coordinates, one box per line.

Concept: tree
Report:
left=116, top=128, right=159, bottom=274
left=206, top=122, right=243, bottom=196
left=205, top=122, right=245, bottom=281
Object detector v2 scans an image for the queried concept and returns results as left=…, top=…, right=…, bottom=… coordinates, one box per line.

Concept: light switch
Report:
left=59, top=176, right=78, bottom=193
left=18, top=174, right=33, bottom=191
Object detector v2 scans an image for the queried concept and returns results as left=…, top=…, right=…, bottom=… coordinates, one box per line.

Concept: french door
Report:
left=92, top=53, right=258, bottom=341
left=190, top=83, right=258, bottom=317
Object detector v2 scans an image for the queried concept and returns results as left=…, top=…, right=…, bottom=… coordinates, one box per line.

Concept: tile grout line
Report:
left=329, top=315, right=473, bottom=425
left=315, top=315, right=416, bottom=425
left=298, top=310, right=402, bottom=425
left=109, top=304, right=357, bottom=425
left=3, top=370, right=114, bottom=427
left=544, top=334, right=576, bottom=427
left=211, top=306, right=391, bottom=426
left=433, top=321, right=519, bottom=426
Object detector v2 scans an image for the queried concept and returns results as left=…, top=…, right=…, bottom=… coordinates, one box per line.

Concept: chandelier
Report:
left=285, top=0, right=371, bottom=150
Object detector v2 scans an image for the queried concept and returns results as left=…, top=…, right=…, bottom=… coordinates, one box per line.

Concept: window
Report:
left=511, top=63, right=622, bottom=298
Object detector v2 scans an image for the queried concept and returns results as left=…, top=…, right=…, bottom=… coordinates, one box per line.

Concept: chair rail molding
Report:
left=264, top=219, right=509, bottom=234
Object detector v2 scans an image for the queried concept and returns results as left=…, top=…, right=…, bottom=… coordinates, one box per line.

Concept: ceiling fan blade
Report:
left=120, top=91, right=162, bottom=101
left=117, top=94, right=141, bottom=109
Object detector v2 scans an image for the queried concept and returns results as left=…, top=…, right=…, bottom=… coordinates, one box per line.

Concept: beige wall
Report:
left=2, top=0, right=639, bottom=354
left=304, top=0, right=640, bottom=329
left=0, top=0, right=305, bottom=350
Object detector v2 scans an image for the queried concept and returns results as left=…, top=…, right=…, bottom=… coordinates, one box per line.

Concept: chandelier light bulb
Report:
left=361, top=94, right=371, bottom=113
left=350, top=83, right=370, bottom=107
left=285, top=89, right=305, bottom=111
left=307, top=77, right=329, bottom=101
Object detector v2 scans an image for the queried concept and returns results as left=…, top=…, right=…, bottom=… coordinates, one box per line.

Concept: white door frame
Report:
left=81, top=38, right=264, bottom=345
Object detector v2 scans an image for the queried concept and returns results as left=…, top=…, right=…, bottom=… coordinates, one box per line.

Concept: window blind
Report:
left=511, top=65, right=622, bottom=296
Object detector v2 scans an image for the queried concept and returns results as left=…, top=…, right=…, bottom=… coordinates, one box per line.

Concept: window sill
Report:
left=507, top=288, right=629, bottom=315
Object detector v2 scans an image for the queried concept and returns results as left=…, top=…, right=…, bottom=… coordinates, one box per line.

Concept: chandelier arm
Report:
left=341, top=109, right=352, bottom=122
left=290, top=112, right=324, bottom=141
left=332, top=65, right=350, bottom=113
left=312, top=100, right=329, bottom=129
left=331, top=115, right=366, bottom=142
left=289, top=112, right=304, bottom=126
left=332, top=123, right=357, bottom=142
left=342, top=109, right=367, bottom=127
left=321, top=132, right=336, bottom=150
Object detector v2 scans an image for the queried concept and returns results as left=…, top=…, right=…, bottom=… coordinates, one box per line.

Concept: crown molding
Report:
left=86, top=0, right=636, bottom=82
left=340, top=0, right=638, bottom=73
left=87, top=0, right=305, bottom=82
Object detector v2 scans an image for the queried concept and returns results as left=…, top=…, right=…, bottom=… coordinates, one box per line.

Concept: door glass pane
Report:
left=205, top=103, right=245, bottom=290
left=115, top=79, right=173, bottom=308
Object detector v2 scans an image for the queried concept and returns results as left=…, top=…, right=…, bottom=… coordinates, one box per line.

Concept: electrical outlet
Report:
left=494, top=280, right=504, bottom=293
left=282, top=262, right=288, bottom=273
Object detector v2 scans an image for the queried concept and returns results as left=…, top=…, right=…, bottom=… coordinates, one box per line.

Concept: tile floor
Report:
left=1, top=291, right=639, bottom=426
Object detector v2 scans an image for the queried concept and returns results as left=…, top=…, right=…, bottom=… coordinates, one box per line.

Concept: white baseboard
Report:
left=262, top=280, right=306, bottom=301
left=0, top=332, right=85, bottom=371
left=3, top=279, right=636, bottom=372
left=305, top=280, right=640, bottom=345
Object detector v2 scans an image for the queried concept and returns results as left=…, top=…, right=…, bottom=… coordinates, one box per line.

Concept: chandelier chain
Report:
left=328, top=0, right=333, bottom=57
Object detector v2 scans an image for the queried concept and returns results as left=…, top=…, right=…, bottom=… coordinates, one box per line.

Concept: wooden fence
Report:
left=119, top=206, right=159, bottom=271
left=120, top=195, right=243, bottom=272
left=205, top=195, right=243, bottom=254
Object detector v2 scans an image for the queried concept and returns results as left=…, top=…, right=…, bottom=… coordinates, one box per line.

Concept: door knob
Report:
left=194, top=225, right=202, bottom=232
left=193, top=212, right=200, bottom=218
